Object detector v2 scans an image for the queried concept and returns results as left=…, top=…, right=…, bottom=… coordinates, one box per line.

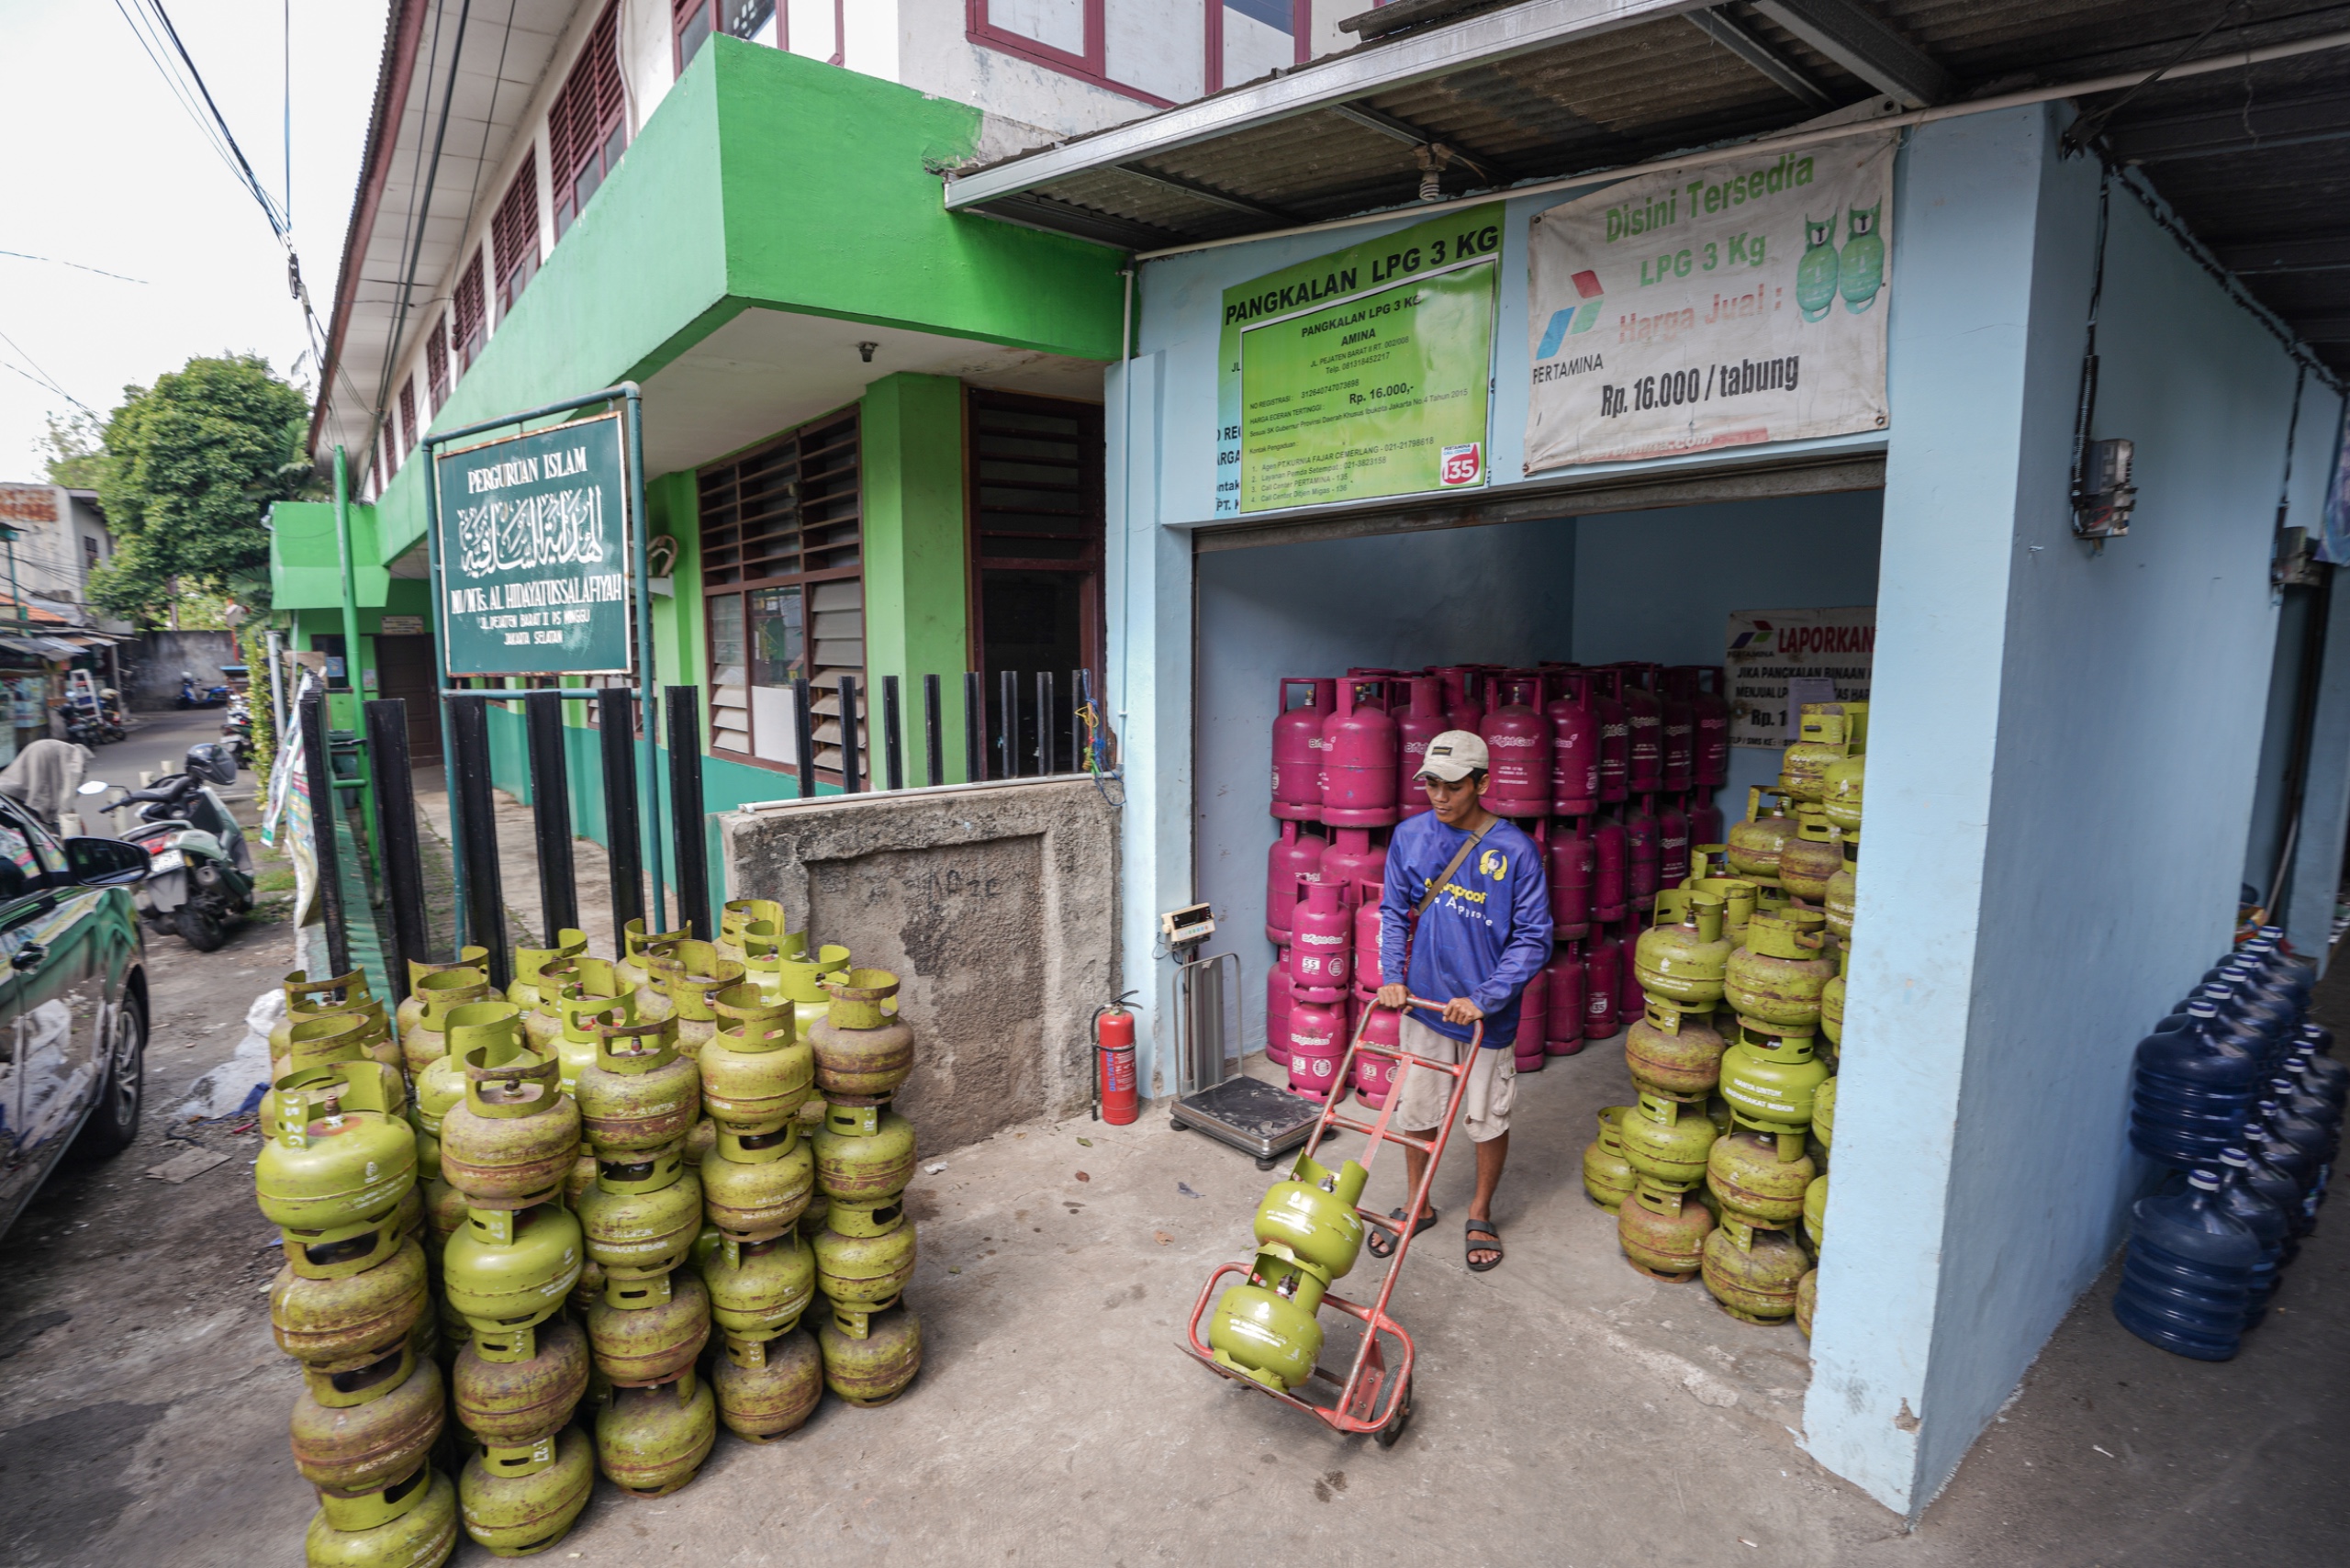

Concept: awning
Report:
left=0, top=635, right=94, bottom=660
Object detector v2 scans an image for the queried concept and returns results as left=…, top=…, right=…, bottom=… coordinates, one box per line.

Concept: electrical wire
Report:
left=0, top=252, right=150, bottom=286
left=0, top=328, right=95, bottom=414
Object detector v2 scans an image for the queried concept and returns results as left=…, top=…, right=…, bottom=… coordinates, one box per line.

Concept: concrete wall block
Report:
left=721, top=778, right=1119, bottom=1152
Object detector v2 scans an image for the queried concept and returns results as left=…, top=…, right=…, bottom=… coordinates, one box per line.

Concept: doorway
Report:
left=374, top=634, right=442, bottom=765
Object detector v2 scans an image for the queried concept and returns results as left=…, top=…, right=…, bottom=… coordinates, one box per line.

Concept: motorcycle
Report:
left=220, top=697, right=252, bottom=769
left=77, top=741, right=255, bottom=951
left=174, top=672, right=229, bottom=709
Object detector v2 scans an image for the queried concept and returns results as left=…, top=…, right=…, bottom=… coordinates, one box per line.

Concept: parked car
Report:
left=0, top=801, right=152, bottom=1239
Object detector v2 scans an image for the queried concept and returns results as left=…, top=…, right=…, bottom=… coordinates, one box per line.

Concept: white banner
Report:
left=1524, top=133, right=1896, bottom=471
left=1725, top=607, right=1875, bottom=747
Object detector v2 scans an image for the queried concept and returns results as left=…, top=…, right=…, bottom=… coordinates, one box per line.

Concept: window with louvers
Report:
left=425, top=319, right=449, bottom=410
left=492, top=152, right=539, bottom=317
left=551, top=6, right=626, bottom=238
left=699, top=410, right=865, bottom=779
left=453, top=250, right=487, bottom=369
left=399, top=377, right=420, bottom=455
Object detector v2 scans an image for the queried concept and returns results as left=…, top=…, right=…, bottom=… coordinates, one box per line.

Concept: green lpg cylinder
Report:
left=1618, top=1182, right=1714, bottom=1282
left=440, top=1202, right=583, bottom=1361
left=702, top=1126, right=815, bottom=1240
left=809, top=969, right=915, bottom=1108
left=276, top=1013, right=406, bottom=1116
left=1778, top=808, right=1843, bottom=904
left=1822, top=750, right=1864, bottom=834
left=706, top=1232, right=817, bottom=1354
left=1813, top=1076, right=1837, bottom=1150
left=1819, top=941, right=1848, bottom=1047
left=271, top=1236, right=431, bottom=1370
left=1705, top=1128, right=1816, bottom=1230
left=1581, top=1106, right=1639, bottom=1212
left=1625, top=1000, right=1726, bottom=1100
left=713, top=1324, right=822, bottom=1439
left=613, top=922, right=686, bottom=1021
left=506, top=930, right=588, bottom=1009
left=1703, top=1215, right=1809, bottom=1323
left=1719, top=1018, right=1830, bottom=1157
left=660, top=940, right=745, bottom=1059
left=258, top=1064, right=418, bottom=1279
left=550, top=960, right=638, bottom=1093
left=1250, top=1154, right=1369, bottom=1289
left=437, top=1009, right=579, bottom=1207
left=588, top=1270, right=711, bottom=1386
left=576, top=1145, right=701, bottom=1305
left=1823, top=829, right=1860, bottom=941
left=273, top=970, right=380, bottom=1054
left=1632, top=893, right=1734, bottom=1014
left=735, top=917, right=804, bottom=1006
left=302, top=1463, right=457, bottom=1568
left=596, top=1370, right=716, bottom=1496
left=394, top=950, right=487, bottom=1042
left=701, top=986, right=813, bottom=1132
left=1207, top=1280, right=1320, bottom=1391
left=1777, top=711, right=1849, bottom=803
left=813, top=1206, right=918, bottom=1325
left=458, top=1426, right=594, bottom=1559
left=1805, top=1174, right=1829, bottom=1250
left=1796, top=1268, right=1818, bottom=1338
left=1724, top=909, right=1835, bottom=1030
left=402, top=970, right=496, bottom=1076
left=576, top=1017, right=699, bottom=1156
left=817, top=1301, right=923, bottom=1406
left=1619, top=1091, right=1718, bottom=1192
left=812, top=1105, right=917, bottom=1204
left=720, top=897, right=788, bottom=954
left=453, top=1315, right=588, bottom=1459
left=778, top=942, right=852, bottom=1038
left=291, top=1350, right=445, bottom=1496
left=1725, top=788, right=1797, bottom=880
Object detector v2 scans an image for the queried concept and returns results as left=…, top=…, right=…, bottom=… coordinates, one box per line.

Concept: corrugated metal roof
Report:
left=951, top=0, right=2350, bottom=372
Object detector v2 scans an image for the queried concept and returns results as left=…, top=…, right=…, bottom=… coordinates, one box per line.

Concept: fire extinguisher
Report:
left=1093, top=992, right=1138, bottom=1126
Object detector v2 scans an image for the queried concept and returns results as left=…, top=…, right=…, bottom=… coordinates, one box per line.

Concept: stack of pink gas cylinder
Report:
left=1265, top=664, right=1729, bottom=1103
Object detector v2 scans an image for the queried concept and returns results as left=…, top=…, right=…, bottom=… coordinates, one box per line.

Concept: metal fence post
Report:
left=301, top=689, right=349, bottom=978
left=665, top=685, right=711, bottom=940
left=999, top=669, right=1017, bottom=778
left=599, top=689, right=645, bottom=940
left=448, top=695, right=512, bottom=991
left=1036, top=671, right=1054, bottom=775
left=923, top=673, right=944, bottom=788
left=1069, top=667, right=1086, bottom=777
left=791, top=677, right=816, bottom=800
left=880, top=675, right=903, bottom=791
left=964, top=672, right=983, bottom=781
left=839, top=676, right=862, bottom=793
left=524, top=690, right=578, bottom=942
left=365, top=700, right=427, bottom=1002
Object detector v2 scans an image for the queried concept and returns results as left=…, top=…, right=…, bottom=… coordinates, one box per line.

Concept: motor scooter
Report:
left=220, top=696, right=253, bottom=768
left=175, top=672, right=229, bottom=709
left=78, top=741, right=254, bottom=950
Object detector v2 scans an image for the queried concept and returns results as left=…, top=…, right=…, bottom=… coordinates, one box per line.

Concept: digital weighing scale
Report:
left=1158, top=902, right=1321, bottom=1170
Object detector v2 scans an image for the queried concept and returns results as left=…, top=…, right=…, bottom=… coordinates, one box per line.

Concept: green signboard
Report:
left=1217, top=204, right=1501, bottom=516
left=433, top=413, right=633, bottom=676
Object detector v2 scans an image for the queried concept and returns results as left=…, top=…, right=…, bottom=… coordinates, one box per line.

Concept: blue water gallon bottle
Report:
left=2211, top=1148, right=2288, bottom=1327
left=2130, top=1003, right=2260, bottom=1168
left=2112, top=1168, right=2262, bottom=1361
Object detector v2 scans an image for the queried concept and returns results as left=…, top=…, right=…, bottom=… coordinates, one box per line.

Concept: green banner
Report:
left=1217, top=204, right=1501, bottom=516
left=434, top=413, right=632, bottom=676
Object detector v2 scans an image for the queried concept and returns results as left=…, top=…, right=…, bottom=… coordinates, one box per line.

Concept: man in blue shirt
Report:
left=1371, top=731, right=1551, bottom=1271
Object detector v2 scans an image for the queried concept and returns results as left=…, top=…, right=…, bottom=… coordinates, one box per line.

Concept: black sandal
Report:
left=1465, top=1218, right=1503, bottom=1272
left=1367, top=1205, right=1438, bottom=1260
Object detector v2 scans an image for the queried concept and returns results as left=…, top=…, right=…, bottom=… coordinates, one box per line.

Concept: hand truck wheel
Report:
left=1375, top=1376, right=1412, bottom=1449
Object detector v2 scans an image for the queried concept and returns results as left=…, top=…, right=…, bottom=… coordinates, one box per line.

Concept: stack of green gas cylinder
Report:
left=1582, top=701, right=1861, bottom=1338
left=255, top=898, right=927, bottom=1565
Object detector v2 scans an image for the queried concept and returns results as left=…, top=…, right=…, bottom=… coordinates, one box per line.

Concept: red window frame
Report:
left=491, top=152, right=540, bottom=319
left=452, top=249, right=487, bottom=370
left=966, top=1, right=1311, bottom=105
left=425, top=318, right=450, bottom=410
left=397, top=376, right=420, bottom=454
left=1204, top=0, right=1311, bottom=95
left=552, top=5, right=626, bottom=236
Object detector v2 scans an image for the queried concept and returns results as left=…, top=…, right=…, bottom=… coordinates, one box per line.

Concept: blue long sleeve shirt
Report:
left=1378, top=812, right=1553, bottom=1047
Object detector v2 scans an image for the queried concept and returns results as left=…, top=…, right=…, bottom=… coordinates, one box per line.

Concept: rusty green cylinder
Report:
left=595, top=1370, right=716, bottom=1497
left=1705, top=1127, right=1816, bottom=1228
left=458, top=1425, right=593, bottom=1558
left=271, top=1237, right=430, bottom=1370
left=453, top=1315, right=588, bottom=1450
left=437, top=1009, right=578, bottom=1206
left=576, top=1148, right=701, bottom=1302
left=812, top=1106, right=916, bottom=1203
left=1633, top=893, right=1733, bottom=1009
left=808, top=969, right=914, bottom=1102
left=705, top=1232, right=817, bottom=1344
left=1822, top=749, right=1864, bottom=834
left=813, top=1216, right=916, bottom=1309
left=1796, top=1267, right=1818, bottom=1338
left=712, top=1325, right=822, bottom=1439
left=817, top=1301, right=923, bottom=1406
left=290, top=1354, right=445, bottom=1495
left=1719, top=1018, right=1830, bottom=1148
left=302, top=1464, right=456, bottom=1568
left=1619, top=1090, right=1717, bottom=1189
left=1776, top=711, right=1849, bottom=803
left=1725, top=788, right=1796, bottom=879
left=700, top=988, right=813, bottom=1132
left=702, top=1126, right=815, bottom=1239
left=1625, top=1001, right=1725, bottom=1099
left=1824, top=830, right=1859, bottom=940
left=402, top=970, right=497, bottom=1076
left=1725, top=909, right=1835, bottom=1029
left=1618, top=1182, right=1713, bottom=1281
left=588, top=1269, right=711, bottom=1386
left=1581, top=1106, right=1638, bottom=1211
left=439, top=1203, right=582, bottom=1357
left=576, top=1017, right=699, bottom=1156
left=1703, top=1215, right=1808, bottom=1323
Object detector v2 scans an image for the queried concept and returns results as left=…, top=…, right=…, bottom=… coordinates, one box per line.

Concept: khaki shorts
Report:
left=1390, top=1014, right=1515, bottom=1143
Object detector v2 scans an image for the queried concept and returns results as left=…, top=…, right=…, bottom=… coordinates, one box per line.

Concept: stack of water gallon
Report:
left=2121, top=927, right=2345, bottom=1360
left=1266, top=666, right=1732, bottom=1098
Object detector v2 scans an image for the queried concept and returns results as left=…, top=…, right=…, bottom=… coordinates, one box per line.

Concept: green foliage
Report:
left=238, top=618, right=277, bottom=778
left=39, top=410, right=109, bottom=488
left=84, top=354, right=319, bottom=622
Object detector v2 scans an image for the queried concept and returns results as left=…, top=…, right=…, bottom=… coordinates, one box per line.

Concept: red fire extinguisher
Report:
left=1094, top=993, right=1138, bottom=1126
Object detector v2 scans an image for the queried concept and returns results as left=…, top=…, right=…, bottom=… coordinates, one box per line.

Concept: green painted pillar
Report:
left=859, top=373, right=970, bottom=782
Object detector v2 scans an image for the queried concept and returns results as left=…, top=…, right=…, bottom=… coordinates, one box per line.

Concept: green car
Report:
left=0, top=796, right=153, bottom=1238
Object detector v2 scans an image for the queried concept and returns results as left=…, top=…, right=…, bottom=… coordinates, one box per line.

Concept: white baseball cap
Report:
left=1416, top=730, right=1490, bottom=781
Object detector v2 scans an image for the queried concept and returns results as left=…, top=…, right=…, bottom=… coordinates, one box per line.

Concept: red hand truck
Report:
left=1180, top=995, right=1482, bottom=1448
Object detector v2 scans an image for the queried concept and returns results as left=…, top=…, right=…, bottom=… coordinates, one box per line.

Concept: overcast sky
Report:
left=0, top=0, right=388, bottom=478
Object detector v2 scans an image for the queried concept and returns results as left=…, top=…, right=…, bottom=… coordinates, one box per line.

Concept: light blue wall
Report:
left=2288, top=566, right=2350, bottom=962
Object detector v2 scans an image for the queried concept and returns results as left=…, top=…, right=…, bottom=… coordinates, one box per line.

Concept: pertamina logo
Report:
left=1440, top=442, right=1483, bottom=487
left=1478, top=849, right=1508, bottom=880
left=1534, top=270, right=1606, bottom=358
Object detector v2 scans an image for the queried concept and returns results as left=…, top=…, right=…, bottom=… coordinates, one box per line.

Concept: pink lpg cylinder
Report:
left=1515, top=963, right=1549, bottom=1072
left=1435, top=666, right=1486, bottom=735
left=1320, top=678, right=1400, bottom=827
left=1591, top=814, right=1628, bottom=924
left=1286, top=995, right=1347, bottom=1100
left=1321, top=826, right=1387, bottom=895
left=1617, top=922, right=1647, bottom=1027
left=1393, top=677, right=1447, bottom=818
left=1686, top=784, right=1725, bottom=849
left=1545, top=944, right=1587, bottom=1056
left=1545, top=669, right=1601, bottom=816
left=1289, top=879, right=1353, bottom=1001
left=1684, top=666, right=1730, bottom=788
left=1353, top=887, right=1387, bottom=994
left=1589, top=667, right=1629, bottom=804
left=1352, top=1002, right=1400, bottom=1108
left=1479, top=674, right=1552, bottom=818
left=1657, top=667, right=1696, bottom=793
left=1547, top=820, right=1593, bottom=940
left=1623, top=796, right=1660, bottom=913
left=1583, top=927, right=1620, bottom=1040
left=1266, top=954, right=1293, bottom=1066
left=1272, top=678, right=1336, bottom=821
left=1657, top=796, right=1691, bottom=891
left=1614, top=664, right=1663, bottom=795
left=1265, top=821, right=1325, bottom=945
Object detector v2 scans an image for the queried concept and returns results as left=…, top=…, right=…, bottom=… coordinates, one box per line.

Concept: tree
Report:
left=39, top=410, right=108, bottom=488
left=85, top=354, right=319, bottom=622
